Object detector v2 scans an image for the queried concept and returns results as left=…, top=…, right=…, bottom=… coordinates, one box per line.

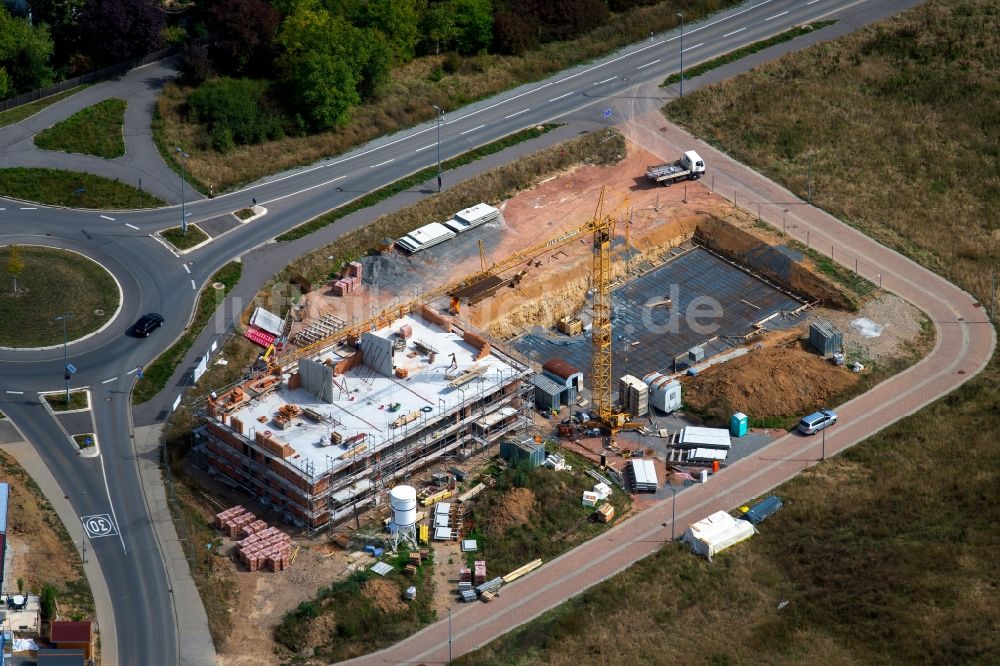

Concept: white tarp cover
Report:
left=683, top=510, right=756, bottom=560
left=688, top=448, right=728, bottom=463
left=250, top=307, right=284, bottom=336
left=678, top=426, right=731, bottom=449
left=851, top=317, right=884, bottom=338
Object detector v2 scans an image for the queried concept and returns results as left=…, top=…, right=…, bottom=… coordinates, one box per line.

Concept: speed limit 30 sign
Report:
left=81, top=514, right=119, bottom=539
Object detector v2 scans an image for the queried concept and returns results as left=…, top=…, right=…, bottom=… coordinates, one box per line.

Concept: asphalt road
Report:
left=0, top=0, right=963, bottom=663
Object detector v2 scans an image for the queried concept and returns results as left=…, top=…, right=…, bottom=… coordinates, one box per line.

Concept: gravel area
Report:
left=806, top=293, right=926, bottom=362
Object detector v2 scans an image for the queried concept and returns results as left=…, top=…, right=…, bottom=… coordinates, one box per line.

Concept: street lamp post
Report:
left=175, top=146, right=190, bottom=233
left=432, top=105, right=444, bottom=192
left=822, top=426, right=827, bottom=461
left=677, top=12, right=685, bottom=98
left=55, top=312, right=75, bottom=406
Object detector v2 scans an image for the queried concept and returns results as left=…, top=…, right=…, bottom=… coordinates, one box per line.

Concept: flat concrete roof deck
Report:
left=513, top=247, right=806, bottom=379
left=230, top=315, right=522, bottom=477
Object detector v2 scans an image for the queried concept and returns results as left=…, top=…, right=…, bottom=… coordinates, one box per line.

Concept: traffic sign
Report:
left=603, top=108, right=613, bottom=119
left=66, top=364, right=77, bottom=374
left=81, top=514, right=118, bottom=539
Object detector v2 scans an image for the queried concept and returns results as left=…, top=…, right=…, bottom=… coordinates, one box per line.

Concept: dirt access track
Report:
left=337, top=113, right=996, bottom=665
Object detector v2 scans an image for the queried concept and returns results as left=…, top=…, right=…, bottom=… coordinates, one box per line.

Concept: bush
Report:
left=40, top=584, right=57, bottom=620
left=177, top=43, right=214, bottom=86
left=187, top=77, right=284, bottom=151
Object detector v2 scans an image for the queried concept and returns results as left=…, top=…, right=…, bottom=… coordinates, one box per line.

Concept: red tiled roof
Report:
left=49, top=620, right=91, bottom=643
left=542, top=358, right=582, bottom=380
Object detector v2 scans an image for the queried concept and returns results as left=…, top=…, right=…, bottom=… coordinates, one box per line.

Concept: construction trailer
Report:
left=199, top=313, right=532, bottom=531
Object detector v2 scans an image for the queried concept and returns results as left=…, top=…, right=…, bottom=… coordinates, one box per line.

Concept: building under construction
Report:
left=200, top=308, right=533, bottom=530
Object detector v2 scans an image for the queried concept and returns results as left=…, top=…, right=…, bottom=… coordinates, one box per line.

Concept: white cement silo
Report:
left=389, top=485, right=418, bottom=550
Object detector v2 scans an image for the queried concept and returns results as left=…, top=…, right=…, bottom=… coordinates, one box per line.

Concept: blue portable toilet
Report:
left=730, top=412, right=748, bottom=437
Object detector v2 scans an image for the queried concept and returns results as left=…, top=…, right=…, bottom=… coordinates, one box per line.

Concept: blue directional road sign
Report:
left=603, top=108, right=613, bottom=119
left=66, top=363, right=77, bottom=374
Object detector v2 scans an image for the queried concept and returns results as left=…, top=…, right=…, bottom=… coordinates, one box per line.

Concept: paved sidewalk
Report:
left=133, top=423, right=217, bottom=666
left=0, top=437, right=119, bottom=666
left=0, top=61, right=197, bottom=204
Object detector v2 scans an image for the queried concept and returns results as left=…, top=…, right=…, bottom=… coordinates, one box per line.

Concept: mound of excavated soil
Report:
left=305, top=613, right=337, bottom=648
left=485, top=487, right=536, bottom=537
left=683, top=345, right=858, bottom=419
left=362, top=578, right=407, bottom=614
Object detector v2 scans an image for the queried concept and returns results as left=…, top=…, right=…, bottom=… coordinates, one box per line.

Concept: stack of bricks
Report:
left=474, top=560, right=487, bottom=586
left=331, top=262, right=364, bottom=297
left=215, top=507, right=257, bottom=539
left=236, top=525, right=293, bottom=572
left=214, top=505, right=245, bottom=529
left=239, top=519, right=267, bottom=540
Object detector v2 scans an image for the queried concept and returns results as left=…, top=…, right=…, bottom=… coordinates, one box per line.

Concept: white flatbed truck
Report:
left=646, top=150, right=706, bottom=186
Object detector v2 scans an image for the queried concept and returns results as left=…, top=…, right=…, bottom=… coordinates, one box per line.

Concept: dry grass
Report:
left=666, top=0, right=1000, bottom=303
left=460, top=0, right=1000, bottom=663
left=154, top=0, right=737, bottom=192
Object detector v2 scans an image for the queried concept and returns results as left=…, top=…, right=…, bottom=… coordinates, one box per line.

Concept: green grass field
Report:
left=161, top=225, right=209, bottom=250
left=34, top=98, right=127, bottom=158
left=0, top=86, right=89, bottom=128
left=0, top=168, right=165, bottom=209
left=461, top=0, right=1000, bottom=663
left=0, top=246, right=119, bottom=347
left=44, top=390, right=89, bottom=412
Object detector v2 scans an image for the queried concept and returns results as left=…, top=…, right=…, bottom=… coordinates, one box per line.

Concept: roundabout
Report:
left=0, top=244, right=122, bottom=348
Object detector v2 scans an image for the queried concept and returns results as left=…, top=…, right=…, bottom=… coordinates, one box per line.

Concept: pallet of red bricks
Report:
left=215, top=506, right=257, bottom=538
left=474, top=560, right=487, bottom=585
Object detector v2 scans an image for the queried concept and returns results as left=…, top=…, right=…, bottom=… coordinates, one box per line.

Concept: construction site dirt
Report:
left=211, top=139, right=888, bottom=665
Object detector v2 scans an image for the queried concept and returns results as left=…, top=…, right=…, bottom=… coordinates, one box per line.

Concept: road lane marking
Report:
left=209, top=0, right=777, bottom=201
left=371, top=159, right=394, bottom=168
left=549, top=92, right=574, bottom=102
left=594, top=77, right=617, bottom=85
left=125, top=223, right=139, bottom=230
left=460, top=125, right=485, bottom=135
left=100, top=214, right=115, bottom=221
left=190, top=279, right=196, bottom=289
left=101, top=377, right=117, bottom=384
left=636, top=59, right=661, bottom=70
left=766, top=10, right=789, bottom=19
left=806, top=0, right=821, bottom=4
left=504, top=109, right=530, bottom=119
left=5, top=390, right=23, bottom=395
left=723, top=27, right=746, bottom=37
left=183, top=264, right=191, bottom=274
left=415, top=143, right=436, bottom=152
left=127, top=368, right=138, bottom=375
left=259, top=174, right=346, bottom=206
left=95, top=455, right=128, bottom=554
left=683, top=42, right=704, bottom=52
left=20, top=207, right=36, bottom=210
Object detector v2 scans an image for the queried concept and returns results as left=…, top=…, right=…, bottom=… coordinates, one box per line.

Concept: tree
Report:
left=76, top=0, right=164, bottom=65
left=351, top=0, right=419, bottom=63
left=39, top=584, right=57, bottom=620
left=276, top=1, right=365, bottom=129
left=22, top=0, right=85, bottom=64
left=206, top=0, right=281, bottom=75
left=355, top=30, right=393, bottom=101
left=0, top=7, right=55, bottom=96
left=451, top=0, right=493, bottom=55
left=421, top=1, right=458, bottom=56
left=6, top=245, right=24, bottom=294
left=492, top=9, right=534, bottom=55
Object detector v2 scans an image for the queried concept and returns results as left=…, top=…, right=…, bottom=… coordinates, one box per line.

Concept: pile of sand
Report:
left=361, top=578, right=407, bottom=614
left=683, top=345, right=858, bottom=418
left=485, top=487, right=536, bottom=537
